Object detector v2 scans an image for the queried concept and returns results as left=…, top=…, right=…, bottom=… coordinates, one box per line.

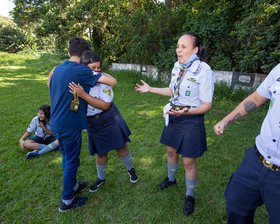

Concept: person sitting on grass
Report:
left=69, top=50, right=138, bottom=193
left=19, top=104, right=60, bottom=159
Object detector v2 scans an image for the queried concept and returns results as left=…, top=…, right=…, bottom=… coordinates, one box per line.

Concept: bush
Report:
left=214, top=81, right=253, bottom=102
left=0, top=24, right=26, bottom=53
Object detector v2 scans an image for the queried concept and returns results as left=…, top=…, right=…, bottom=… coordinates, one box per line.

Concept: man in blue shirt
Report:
left=214, top=64, right=280, bottom=223
left=49, top=37, right=116, bottom=212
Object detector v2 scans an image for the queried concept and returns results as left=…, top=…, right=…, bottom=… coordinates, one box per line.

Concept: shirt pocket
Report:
left=269, top=85, right=280, bottom=110
left=182, top=80, right=199, bottom=97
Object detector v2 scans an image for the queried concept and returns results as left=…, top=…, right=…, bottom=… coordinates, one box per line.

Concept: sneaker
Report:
left=183, top=195, right=195, bottom=215
left=58, top=196, right=88, bottom=213
left=74, top=181, right=88, bottom=196
left=128, top=168, right=138, bottom=183
left=89, top=178, right=106, bottom=192
left=157, top=177, right=176, bottom=190
left=26, top=150, right=39, bottom=159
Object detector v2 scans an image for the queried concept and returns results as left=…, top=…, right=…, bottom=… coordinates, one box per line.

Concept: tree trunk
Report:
left=165, top=0, right=172, bottom=9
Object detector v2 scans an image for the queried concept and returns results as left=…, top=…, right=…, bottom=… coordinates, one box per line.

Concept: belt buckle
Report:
left=174, top=106, right=180, bottom=111
left=262, top=159, right=273, bottom=169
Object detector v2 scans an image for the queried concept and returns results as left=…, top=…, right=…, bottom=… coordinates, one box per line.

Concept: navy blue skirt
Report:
left=86, top=103, right=131, bottom=156
left=160, top=114, right=207, bottom=157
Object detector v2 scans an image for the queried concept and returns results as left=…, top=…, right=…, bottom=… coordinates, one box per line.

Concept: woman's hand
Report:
left=135, top=80, right=151, bottom=93
left=214, top=120, right=228, bottom=136
left=37, top=121, right=44, bottom=128
left=166, top=108, right=189, bottom=116
left=69, top=82, right=85, bottom=97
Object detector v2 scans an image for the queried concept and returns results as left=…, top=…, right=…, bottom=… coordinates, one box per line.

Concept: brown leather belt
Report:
left=254, top=145, right=280, bottom=171
left=170, top=103, right=196, bottom=111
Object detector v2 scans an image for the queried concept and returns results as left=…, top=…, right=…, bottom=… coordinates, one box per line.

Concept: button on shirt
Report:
left=87, top=83, right=114, bottom=116
left=27, top=116, right=51, bottom=138
left=169, top=60, right=215, bottom=106
left=256, top=63, right=280, bottom=166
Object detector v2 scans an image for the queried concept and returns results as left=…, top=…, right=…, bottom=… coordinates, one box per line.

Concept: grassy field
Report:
left=0, top=52, right=269, bottom=223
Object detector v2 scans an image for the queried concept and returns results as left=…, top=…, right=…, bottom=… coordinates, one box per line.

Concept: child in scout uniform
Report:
left=135, top=32, right=215, bottom=215
left=69, top=50, right=138, bottom=192
left=19, top=104, right=60, bottom=159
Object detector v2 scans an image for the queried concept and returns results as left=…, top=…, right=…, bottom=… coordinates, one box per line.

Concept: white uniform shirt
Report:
left=86, top=83, right=113, bottom=116
left=256, top=63, right=280, bottom=166
left=27, top=116, right=51, bottom=138
left=169, top=60, right=215, bottom=106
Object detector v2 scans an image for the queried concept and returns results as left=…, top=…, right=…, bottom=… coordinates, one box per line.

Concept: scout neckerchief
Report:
left=171, top=53, right=199, bottom=102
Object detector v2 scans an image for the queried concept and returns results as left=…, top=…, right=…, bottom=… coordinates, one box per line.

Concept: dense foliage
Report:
left=0, top=16, right=26, bottom=53
left=3, top=0, right=280, bottom=74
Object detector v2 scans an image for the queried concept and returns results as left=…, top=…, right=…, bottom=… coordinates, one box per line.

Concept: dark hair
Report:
left=183, top=32, right=207, bottom=63
left=68, top=37, right=90, bottom=57
left=38, top=105, right=51, bottom=121
left=80, top=50, right=102, bottom=66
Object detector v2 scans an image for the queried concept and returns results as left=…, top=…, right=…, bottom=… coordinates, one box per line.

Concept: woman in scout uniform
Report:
left=69, top=50, right=138, bottom=192
left=135, top=32, right=215, bottom=215
left=19, top=104, right=60, bottom=159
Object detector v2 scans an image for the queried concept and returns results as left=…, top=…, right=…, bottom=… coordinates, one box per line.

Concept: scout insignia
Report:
left=269, top=100, right=273, bottom=109
left=277, top=77, right=280, bottom=82
left=193, top=66, right=201, bottom=76
left=185, top=90, right=191, bottom=96
left=187, top=78, right=196, bottom=82
left=103, top=87, right=111, bottom=96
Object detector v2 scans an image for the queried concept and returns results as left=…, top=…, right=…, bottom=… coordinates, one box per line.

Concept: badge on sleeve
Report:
left=103, top=87, right=111, bottom=96
left=185, top=90, right=191, bottom=96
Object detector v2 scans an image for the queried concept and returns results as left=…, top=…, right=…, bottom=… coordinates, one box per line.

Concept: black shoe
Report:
left=89, top=178, right=106, bottom=192
left=58, top=196, right=88, bottom=212
left=158, top=177, right=176, bottom=190
left=74, top=181, right=88, bottom=196
left=128, top=168, right=138, bottom=183
left=183, top=195, right=195, bottom=215
left=26, top=150, right=39, bottom=159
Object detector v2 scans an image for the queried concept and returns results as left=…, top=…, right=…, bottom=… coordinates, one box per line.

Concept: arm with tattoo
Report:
left=214, top=91, right=267, bottom=136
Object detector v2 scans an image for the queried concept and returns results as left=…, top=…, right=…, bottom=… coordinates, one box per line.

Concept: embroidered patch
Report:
left=185, top=90, right=191, bottom=96
left=276, top=77, right=280, bottom=82
left=103, top=87, right=111, bottom=96
left=269, top=100, right=273, bottom=109
left=187, top=78, right=196, bottom=82
left=193, top=66, right=201, bottom=76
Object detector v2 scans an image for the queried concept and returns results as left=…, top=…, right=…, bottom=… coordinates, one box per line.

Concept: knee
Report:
left=117, top=147, right=129, bottom=157
left=96, top=154, right=108, bottom=164
left=183, top=163, right=195, bottom=172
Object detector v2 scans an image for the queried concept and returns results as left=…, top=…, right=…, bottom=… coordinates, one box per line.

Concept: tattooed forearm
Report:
left=230, top=113, right=241, bottom=122
left=244, top=101, right=257, bottom=113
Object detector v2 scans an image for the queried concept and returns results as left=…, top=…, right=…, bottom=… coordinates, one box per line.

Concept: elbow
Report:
left=111, top=78, right=117, bottom=86
left=201, top=102, right=212, bottom=113
left=104, top=102, right=111, bottom=110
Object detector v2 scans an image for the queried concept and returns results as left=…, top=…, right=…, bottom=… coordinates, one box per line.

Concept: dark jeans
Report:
left=52, top=129, right=82, bottom=200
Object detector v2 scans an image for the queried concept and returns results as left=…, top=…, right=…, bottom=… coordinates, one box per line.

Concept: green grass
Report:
left=0, top=52, right=269, bottom=223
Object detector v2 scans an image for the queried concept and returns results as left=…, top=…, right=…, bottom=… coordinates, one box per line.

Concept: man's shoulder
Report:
left=56, top=61, right=89, bottom=70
